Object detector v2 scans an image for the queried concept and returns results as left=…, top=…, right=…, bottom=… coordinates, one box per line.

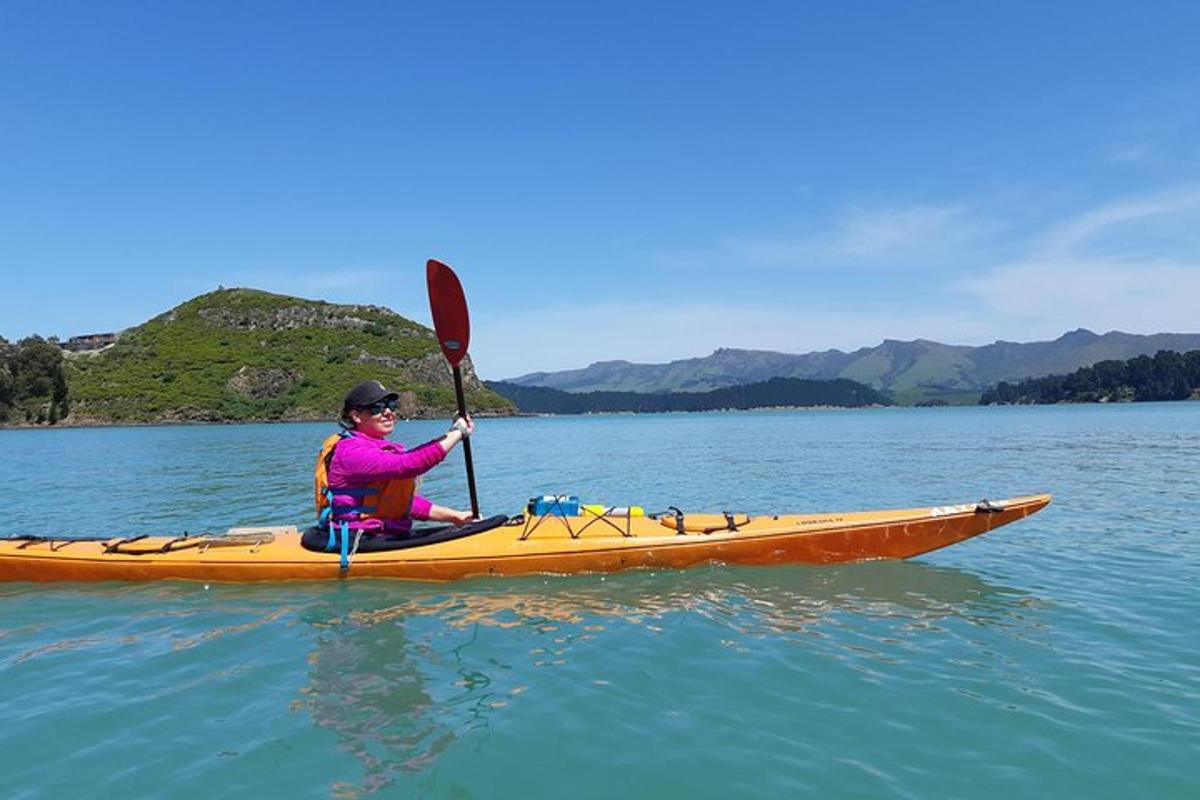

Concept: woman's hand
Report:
left=449, top=414, right=474, bottom=437
left=427, top=503, right=475, bottom=525
left=440, top=414, right=475, bottom=453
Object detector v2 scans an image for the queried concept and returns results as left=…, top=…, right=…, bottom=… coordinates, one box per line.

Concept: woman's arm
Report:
left=411, top=495, right=473, bottom=524
left=335, top=438, right=447, bottom=481
left=335, top=417, right=474, bottom=481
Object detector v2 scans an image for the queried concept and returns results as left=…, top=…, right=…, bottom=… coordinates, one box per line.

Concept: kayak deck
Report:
left=0, top=494, right=1051, bottom=583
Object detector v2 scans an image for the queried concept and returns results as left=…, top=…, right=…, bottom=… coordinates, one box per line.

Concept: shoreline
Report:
left=6, top=397, right=1196, bottom=431
left=0, top=409, right=524, bottom=431
left=0, top=404, right=920, bottom=431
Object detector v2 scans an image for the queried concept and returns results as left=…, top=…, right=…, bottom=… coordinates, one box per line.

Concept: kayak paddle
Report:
left=426, top=258, right=481, bottom=519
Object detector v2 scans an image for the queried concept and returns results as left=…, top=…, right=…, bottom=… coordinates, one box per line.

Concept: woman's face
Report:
left=350, top=403, right=397, bottom=438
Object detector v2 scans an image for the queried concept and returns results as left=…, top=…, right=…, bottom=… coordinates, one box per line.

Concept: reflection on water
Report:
left=300, top=631, right=455, bottom=798
left=340, top=559, right=1033, bottom=633
left=286, top=560, right=1035, bottom=795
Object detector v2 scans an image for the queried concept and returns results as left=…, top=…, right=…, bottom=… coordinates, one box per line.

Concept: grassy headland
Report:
left=8, top=288, right=512, bottom=425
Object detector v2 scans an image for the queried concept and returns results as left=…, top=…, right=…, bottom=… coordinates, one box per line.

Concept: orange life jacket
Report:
left=314, top=431, right=417, bottom=527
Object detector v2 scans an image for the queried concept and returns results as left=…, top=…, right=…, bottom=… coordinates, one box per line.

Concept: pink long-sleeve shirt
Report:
left=326, top=430, right=447, bottom=533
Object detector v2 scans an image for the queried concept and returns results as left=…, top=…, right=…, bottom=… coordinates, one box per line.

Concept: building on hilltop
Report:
left=64, top=332, right=118, bottom=351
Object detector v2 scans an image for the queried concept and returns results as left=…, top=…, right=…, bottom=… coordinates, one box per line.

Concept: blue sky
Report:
left=2, top=1, right=1198, bottom=378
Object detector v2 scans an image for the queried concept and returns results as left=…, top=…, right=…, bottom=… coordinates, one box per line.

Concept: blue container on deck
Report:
left=528, top=495, right=581, bottom=516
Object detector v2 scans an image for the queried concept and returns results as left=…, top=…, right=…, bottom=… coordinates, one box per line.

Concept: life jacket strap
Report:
left=323, top=486, right=378, bottom=517
left=326, top=518, right=338, bottom=552
left=339, top=521, right=350, bottom=571
left=323, top=520, right=355, bottom=571
left=330, top=487, right=377, bottom=498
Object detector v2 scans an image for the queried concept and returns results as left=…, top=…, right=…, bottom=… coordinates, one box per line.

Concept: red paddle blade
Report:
left=426, top=259, right=470, bottom=367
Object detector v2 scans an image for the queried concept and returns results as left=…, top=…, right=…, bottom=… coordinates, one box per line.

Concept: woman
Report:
left=315, top=380, right=476, bottom=540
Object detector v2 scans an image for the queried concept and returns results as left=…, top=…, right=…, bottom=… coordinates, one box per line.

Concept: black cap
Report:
left=342, top=380, right=399, bottom=416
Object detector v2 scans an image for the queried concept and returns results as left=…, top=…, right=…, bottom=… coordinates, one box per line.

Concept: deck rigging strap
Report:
left=647, top=509, right=751, bottom=535
left=9, top=535, right=86, bottom=551
left=102, top=532, right=276, bottom=555
left=702, top=512, right=749, bottom=534
left=11, top=535, right=82, bottom=551
left=104, top=535, right=149, bottom=554
left=575, top=506, right=635, bottom=538
left=520, top=495, right=582, bottom=540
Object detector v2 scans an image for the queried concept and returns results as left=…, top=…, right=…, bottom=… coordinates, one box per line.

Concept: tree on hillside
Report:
left=1187, top=350, right=1200, bottom=388
left=0, top=337, right=13, bottom=422
left=1143, top=350, right=1190, bottom=401
left=1, top=336, right=70, bottom=424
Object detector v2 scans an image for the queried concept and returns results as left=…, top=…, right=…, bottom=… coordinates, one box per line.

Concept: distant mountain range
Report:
left=502, top=330, right=1200, bottom=405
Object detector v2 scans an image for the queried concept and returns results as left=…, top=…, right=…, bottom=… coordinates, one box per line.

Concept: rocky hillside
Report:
left=505, top=330, right=1200, bottom=405
left=64, top=288, right=513, bottom=423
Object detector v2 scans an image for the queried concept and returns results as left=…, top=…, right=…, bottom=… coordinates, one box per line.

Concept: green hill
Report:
left=62, top=288, right=512, bottom=424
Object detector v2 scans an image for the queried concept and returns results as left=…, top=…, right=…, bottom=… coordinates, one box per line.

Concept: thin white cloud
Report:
left=1040, top=186, right=1200, bottom=253
left=964, top=185, right=1200, bottom=335
left=1098, top=88, right=1200, bottom=167
left=1103, top=143, right=1151, bottom=163
left=827, top=205, right=972, bottom=258
left=657, top=202, right=1001, bottom=272
left=964, top=257, right=1200, bottom=334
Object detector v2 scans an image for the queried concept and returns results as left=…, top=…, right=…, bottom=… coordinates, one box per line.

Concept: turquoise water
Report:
left=2, top=405, right=1198, bottom=798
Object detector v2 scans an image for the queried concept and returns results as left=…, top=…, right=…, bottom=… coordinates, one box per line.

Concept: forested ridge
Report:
left=486, top=376, right=892, bottom=414
left=980, top=350, right=1200, bottom=404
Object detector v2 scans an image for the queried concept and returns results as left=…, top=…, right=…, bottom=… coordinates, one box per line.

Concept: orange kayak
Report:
left=0, top=494, right=1050, bottom=583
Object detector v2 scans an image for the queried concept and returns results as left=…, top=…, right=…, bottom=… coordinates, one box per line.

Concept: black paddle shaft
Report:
left=452, top=366, right=481, bottom=518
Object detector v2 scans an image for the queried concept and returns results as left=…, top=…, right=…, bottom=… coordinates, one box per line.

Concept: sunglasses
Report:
left=360, top=399, right=399, bottom=415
